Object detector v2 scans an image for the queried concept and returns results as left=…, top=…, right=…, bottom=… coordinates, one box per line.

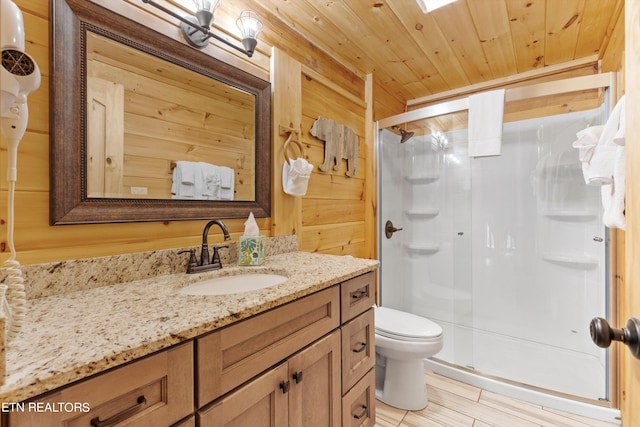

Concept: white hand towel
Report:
left=219, top=166, right=234, bottom=189
left=218, top=166, right=235, bottom=200
left=572, top=125, right=604, bottom=163
left=283, top=157, right=313, bottom=197
left=177, top=160, right=196, bottom=184
left=171, top=161, right=197, bottom=198
left=468, top=89, right=505, bottom=157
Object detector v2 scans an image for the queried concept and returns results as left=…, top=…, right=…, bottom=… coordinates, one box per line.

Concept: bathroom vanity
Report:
left=0, top=252, right=377, bottom=426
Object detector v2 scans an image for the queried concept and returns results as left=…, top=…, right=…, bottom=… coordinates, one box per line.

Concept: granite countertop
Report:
left=0, top=251, right=378, bottom=403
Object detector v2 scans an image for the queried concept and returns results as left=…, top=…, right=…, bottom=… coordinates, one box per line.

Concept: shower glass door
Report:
left=378, top=101, right=609, bottom=402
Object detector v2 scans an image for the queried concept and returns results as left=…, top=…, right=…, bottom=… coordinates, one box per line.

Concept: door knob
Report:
left=385, top=220, right=403, bottom=239
left=590, top=317, right=640, bottom=359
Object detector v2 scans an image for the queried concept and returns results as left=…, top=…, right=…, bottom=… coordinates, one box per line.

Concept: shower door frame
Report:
left=376, top=71, right=620, bottom=410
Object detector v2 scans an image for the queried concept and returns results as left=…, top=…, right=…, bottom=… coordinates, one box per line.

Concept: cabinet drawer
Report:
left=342, top=368, right=376, bottom=427
left=341, top=308, right=375, bottom=394
left=341, top=272, right=375, bottom=323
left=197, top=286, right=340, bottom=406
left=8, top=343, right=194, bottom=427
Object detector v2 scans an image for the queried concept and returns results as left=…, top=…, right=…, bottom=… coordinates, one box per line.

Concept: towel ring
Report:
left=283, top=133, right=304, bottom=165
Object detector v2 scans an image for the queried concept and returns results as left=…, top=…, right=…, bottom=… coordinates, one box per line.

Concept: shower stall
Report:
left=376, top=73, right=620, bottom=422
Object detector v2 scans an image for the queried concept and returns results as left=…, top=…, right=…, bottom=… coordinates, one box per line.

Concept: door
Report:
left=198, top=363, right=289, bottom=427
left=623, top=1, right=640, bottom=424
left=288, top=331, right=341, bottom=427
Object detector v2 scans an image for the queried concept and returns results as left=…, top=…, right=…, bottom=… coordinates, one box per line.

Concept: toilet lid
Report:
left=375, top=306, right=443, bottom=340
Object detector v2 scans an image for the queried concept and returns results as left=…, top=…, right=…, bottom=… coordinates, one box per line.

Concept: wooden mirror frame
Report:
left=50, top=0, right=271, bottom=225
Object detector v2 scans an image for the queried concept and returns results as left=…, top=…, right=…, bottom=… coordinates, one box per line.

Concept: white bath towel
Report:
left=581, top=94, right=625, bottom=185
left=614, top=96, right=626, bottom=146
left=203, top=172, right=221, bottom=200
left=468, top=89, right=505, bottom=157
left=602, top=145, right=626, bottom=230
left=283, top=157, right=314, bottom=197
left=171, top=161, right=234, bottom=200
left=198, top=163, right=234, bottom=200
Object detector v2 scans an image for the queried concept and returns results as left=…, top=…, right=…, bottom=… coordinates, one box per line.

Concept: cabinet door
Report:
left=198, top=363, right=289, bottom=427
left=8, top=343, right=193, bottom=427
left=288, top=331, right=341, bottom=427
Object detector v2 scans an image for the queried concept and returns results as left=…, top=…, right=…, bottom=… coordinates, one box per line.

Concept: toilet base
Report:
left=375, top=357, right=427, bottom=411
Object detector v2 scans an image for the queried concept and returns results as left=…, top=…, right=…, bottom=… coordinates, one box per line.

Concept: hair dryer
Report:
left=1, top=0, right=40, bottom=340
left=1, top=0, right=41, bottom=182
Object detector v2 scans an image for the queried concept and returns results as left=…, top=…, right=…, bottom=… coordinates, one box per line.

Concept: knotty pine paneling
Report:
left=300, top=70, right=368, bottom=257
left=0, top=0, right=385, bottom=266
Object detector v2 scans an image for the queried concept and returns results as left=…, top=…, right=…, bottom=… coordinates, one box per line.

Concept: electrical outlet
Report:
left=130, top=187, right=148, bottom=195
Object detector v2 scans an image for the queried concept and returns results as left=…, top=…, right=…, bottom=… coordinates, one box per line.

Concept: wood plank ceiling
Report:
left=253, top=0, right=621, bottom=104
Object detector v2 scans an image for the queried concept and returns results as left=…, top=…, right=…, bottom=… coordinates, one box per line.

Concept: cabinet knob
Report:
left=352, top=342, right=367, bottom=353
left=292, top=371, right=303, bottom=384
left=353, top=404, right=368, bottom=420
left=279, top=380, right=290, bottom=393
left=90, top=395, right=146, bottom=427
left=590, top=317, right=640, bottom=359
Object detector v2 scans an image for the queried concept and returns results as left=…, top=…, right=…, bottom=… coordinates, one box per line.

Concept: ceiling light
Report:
left=142, top=0, right=262, bottom=57
left=416, top=0, right=457, bottom=13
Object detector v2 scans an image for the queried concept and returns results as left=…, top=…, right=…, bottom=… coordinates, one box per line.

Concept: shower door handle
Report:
left=385, top=220, right=403, bottom=239
left=590, top=317, right=640, bottom=359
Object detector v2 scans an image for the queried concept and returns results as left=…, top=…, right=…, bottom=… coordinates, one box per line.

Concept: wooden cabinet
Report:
left=198, top=363, right=290, bottom=427
left=288, top=331, right=341, bottom=426
left=342, top=369, right=376, bottom=427
left=7, top=342, right=193, bottom=427
left=197, top=272, right=376, bottom=426
left=340, top=272, right=376, bottom=427
left=341, top=308, right=375, bottom=394
left=340, top=273, right=375, bottom=322
left=199, top=331, right=342, bottom=427
left=6, top=271, right=377, bottom=427
left=196, top=286, right=341, bottom=406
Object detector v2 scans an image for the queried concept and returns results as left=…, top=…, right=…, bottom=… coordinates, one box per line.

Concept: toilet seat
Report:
left=375, top=306, right=442, bottom=342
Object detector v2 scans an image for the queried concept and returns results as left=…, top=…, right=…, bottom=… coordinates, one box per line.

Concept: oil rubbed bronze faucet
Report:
left=180, top=219, right=231, bottom=274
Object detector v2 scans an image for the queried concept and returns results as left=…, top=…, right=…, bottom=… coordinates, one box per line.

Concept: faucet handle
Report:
left=211, top=244, right=229, bottom=267
left=178, top=249, right=198, bottom=273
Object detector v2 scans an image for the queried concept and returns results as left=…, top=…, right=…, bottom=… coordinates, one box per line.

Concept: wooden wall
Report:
left=0, top=0, right=401, bottom=265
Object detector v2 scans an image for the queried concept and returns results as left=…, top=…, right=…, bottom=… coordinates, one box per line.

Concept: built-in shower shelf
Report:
left=543, top=210, right=599, bottom=221
left=542, top=253, right=599, bottom=269
left=406, top=243, right=440, bottom=255
left=405, top=208, right=440, bottom=219
left=405, top=173, right=439, bottom=184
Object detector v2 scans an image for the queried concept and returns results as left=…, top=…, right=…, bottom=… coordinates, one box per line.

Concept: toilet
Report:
left=374, top=306, right=444, bottom=410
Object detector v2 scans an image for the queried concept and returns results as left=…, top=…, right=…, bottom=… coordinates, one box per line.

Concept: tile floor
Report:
left=374, top=372, right=620, bottom=427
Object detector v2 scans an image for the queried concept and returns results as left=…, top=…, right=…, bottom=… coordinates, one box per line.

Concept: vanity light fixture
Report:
left=141, top=0, right=263, bottom=57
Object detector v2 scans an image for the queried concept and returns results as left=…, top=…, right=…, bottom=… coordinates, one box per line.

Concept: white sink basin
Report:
left=179, top=273, right=288, bottom=296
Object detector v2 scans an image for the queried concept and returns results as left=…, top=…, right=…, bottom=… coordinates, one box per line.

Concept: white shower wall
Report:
left=379, top=107, right=608, bottom=401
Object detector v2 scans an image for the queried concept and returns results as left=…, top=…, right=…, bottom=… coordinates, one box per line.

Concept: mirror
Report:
left=50, top=0, right=271, bottom=224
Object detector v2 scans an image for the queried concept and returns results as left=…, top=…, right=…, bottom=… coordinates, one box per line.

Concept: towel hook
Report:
left=279, top=125, right=304, bottom=165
